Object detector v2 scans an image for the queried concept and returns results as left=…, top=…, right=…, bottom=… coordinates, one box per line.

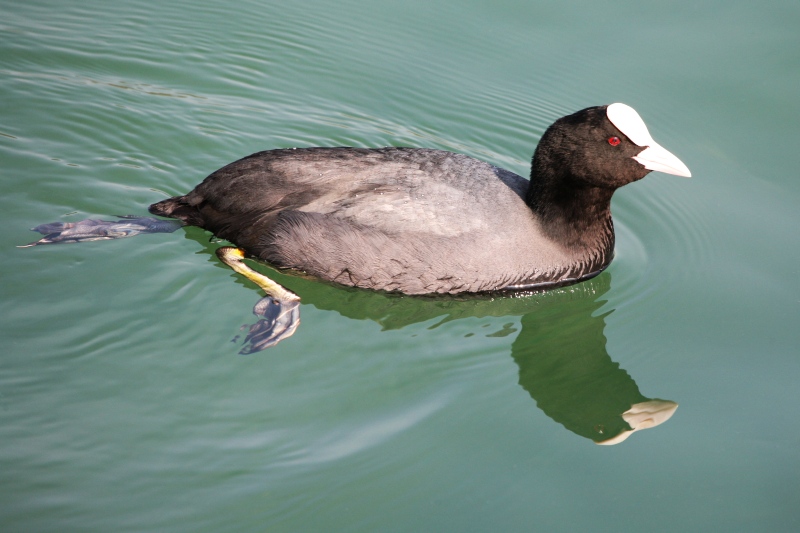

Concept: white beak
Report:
left=607, top=103, right=692, bottom=178
left=633, top=142, right=692, bottom=178
left=595, top=400, right=679, bottom=445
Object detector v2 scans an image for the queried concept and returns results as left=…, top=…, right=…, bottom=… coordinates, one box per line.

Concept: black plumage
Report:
left=149, top=105, right=689, bottom=294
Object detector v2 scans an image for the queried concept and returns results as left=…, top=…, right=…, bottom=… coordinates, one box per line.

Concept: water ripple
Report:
left=611, top=178, right=715, bottom=307
left=279, top=395, right=449, bottom=468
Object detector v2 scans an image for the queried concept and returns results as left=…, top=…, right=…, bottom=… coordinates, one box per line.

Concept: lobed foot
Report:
left=236, top=297, right=301, bottom=354
left=216, top=246, right=301, bottom=352
left=18, top=216, right=182, bottom=247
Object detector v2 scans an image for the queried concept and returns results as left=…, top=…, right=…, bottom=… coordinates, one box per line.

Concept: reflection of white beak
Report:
left=595, top=399, right=679, bottom=445
left=634, top=142, right=692, bottom=178
left=606, top=102, right=692, bottom=178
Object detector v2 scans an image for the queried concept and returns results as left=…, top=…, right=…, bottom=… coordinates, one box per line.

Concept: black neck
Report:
left=526, top=156, right=615, bottom=251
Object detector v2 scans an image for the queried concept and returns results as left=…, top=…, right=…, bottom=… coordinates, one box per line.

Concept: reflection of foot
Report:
left=18, top=216, right=181, bottom=247
left=596, top=400, right=679, bottom=445
left=216, top=247, right=301, bottom=353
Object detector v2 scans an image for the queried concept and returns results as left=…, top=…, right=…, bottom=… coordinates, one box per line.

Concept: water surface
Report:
left=2, top=0, right=799, bottom=531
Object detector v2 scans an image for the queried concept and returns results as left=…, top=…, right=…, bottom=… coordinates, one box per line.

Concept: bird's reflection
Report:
left=22, top=222, right=677, bottom=444
left=227, top=249, right=677, bottom=445
left=509, top=289, right=677, bottom=444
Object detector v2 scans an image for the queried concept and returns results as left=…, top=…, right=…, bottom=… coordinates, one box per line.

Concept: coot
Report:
left=150, top=103, right=689, bottom=295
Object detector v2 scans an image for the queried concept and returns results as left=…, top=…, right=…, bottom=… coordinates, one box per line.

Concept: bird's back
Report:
left=150, top=147, right=580, bottom=293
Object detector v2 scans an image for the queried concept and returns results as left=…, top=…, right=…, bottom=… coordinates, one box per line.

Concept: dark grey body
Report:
left=150, top=147, right=613, bottom=294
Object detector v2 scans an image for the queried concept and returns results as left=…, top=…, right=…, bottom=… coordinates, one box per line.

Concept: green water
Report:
left=2, top=0, right=799, bottom=531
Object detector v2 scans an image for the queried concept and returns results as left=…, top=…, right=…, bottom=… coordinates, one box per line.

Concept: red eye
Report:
left=608, top=136, right=621, bottom=146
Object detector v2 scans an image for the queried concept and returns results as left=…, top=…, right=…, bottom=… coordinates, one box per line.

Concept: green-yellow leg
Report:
left=215, top=247, right=300, bottom=302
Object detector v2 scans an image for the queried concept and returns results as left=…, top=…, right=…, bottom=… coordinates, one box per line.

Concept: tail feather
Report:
left=149, top=196, right=204, bottom=226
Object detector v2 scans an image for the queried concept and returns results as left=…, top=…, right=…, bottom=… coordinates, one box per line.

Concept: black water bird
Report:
left=148, top=103, right=690, bottom=295
left=23, top=103, right=690, bottom=349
